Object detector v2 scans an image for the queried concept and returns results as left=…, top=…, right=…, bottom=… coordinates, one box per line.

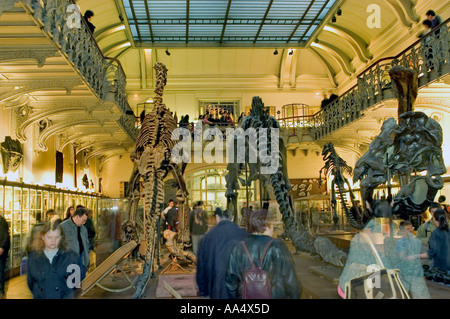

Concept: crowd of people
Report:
left=338, top=195, right=450, bottom=299
left=0, top=205, right=97, bottom=299
left=160, top=199, right=301, bottom=299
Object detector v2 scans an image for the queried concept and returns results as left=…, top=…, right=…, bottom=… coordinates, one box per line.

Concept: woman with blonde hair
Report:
left=27, top=220, right=79, bottom=299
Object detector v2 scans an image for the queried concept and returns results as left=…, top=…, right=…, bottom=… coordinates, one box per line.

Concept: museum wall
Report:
left=99, top=154, right=134, bottom=199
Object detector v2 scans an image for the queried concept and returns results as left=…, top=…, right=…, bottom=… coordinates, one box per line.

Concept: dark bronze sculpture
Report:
left=0, top=136, right=23, bottom=174
left=353, top=66, right=446, bottom=222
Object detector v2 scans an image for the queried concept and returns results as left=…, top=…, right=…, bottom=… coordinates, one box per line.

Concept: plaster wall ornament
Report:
left=0, top=49, right=58, bottom=67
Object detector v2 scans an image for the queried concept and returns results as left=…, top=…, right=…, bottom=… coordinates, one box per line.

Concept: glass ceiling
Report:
left=121, top=0, right=337, bottom=47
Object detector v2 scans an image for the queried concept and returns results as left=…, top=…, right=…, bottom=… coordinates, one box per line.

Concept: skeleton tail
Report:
left=336, top=182, right=365, bottom=229
left=132, top=169, right=165, bottom=298
left=260, top=128, right=317, bottom=254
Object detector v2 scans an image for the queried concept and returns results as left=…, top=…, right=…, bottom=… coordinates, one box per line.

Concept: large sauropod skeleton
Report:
left=225, top=96, right=317, bottom=254
left=127, top=63, right=189, bottom=299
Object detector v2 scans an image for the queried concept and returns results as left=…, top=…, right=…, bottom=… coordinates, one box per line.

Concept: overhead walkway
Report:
left=0, top=0, right=137, bottom=161
left=279, top=18, right=450, bottom=145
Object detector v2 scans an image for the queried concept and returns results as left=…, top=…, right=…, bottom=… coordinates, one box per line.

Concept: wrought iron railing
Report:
left=279, top=18, right=450, bottom=140
left=18, top=0, right=138, bottom=141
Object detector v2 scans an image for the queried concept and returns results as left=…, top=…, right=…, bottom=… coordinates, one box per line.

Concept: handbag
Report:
left=344, top=232, right=410, bottom=299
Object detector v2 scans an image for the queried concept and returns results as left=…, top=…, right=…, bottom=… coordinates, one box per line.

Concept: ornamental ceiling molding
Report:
left=76, top=139, right=132, bottom=156
left=0, top=49, right=58, bottom=68
left=308, top=47, right=338, bottom=87
left=0, top=0, right=19, bottom=17
left=58, top=128, right=124, bottom=152
left=310, top=40, right=356, bottom=76
left=386, top=0, right=420, bottom=28
left=0, top=79, right=83, bottom=103
left=15, top=106, right=88, bottom=143
left=321, top=25, right=373, bottom=63
left=84, top=145, right=132, bottom=166
left=37, top=119, right=102, bottom=152
left=98, top=151, right=131, bottom=172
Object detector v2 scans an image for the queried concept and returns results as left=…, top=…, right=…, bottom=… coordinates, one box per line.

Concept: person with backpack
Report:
left=225, top=209, right=301, bottom=299
left=196, top=208, right=249, bottom=299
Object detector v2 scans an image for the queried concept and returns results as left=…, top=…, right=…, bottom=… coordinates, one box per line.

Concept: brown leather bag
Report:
left=241, top=239, right=274, bottom=299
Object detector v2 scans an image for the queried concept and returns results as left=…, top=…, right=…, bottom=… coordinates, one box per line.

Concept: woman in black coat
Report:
left=27, top=221, right=79, bottom=299
left=420, top=209, right=450, bottom=270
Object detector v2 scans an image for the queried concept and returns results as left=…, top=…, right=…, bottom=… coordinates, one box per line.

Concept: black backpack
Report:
left=241, top=239, right=274, bottom=299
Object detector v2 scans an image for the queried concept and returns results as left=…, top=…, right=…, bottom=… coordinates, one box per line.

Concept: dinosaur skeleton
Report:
left=225, top=96, right=317, bottom=255
left=318, top=142, right=367, bottom=229
left=125, top=63, right=189, bottom=299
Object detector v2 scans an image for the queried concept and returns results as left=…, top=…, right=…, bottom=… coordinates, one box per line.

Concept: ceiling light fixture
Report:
left=288, top=49, right=294, bottom=55
left=337, top=8, right=342, bottom=16
left=273, top=48, right=278, bottom=55
left=331, top=15, right=337, bottom=23
left=165, top=49, right=171, bottom=56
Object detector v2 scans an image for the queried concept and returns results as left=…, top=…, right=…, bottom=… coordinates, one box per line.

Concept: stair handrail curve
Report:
left=279, top=18, right=450, bottom=140
left=18, top=0, right=138, bottom=141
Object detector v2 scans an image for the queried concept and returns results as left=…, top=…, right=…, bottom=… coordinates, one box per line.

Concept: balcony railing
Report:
left=19, top=0, right=139, bottom=141
left=278, top=18, right=450, bottom=141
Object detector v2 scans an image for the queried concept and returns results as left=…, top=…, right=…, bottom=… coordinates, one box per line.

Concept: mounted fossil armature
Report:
left=352, top=65, right=446, bottom=225
left=124, top=63, right=189, bottom=299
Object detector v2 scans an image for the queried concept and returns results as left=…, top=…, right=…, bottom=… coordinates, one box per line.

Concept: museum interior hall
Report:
left=0, top=0, right=449, bottom=300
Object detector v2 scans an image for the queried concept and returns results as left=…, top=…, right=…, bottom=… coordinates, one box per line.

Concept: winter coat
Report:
left=428, top=227, right=450, bottom=270
left=226, top=234, right=301, bottom=299
left=27, top=249, right=79, bottom=299
left=196, top=220, right=249, bottom=298
left=60, top=218, right=90, bottom=268
left=189, top=208, right=208, bottom=235
left=0, top=216, right=10, bottom=257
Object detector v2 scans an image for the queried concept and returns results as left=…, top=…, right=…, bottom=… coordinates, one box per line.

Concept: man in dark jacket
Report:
left=226, top=209, right=301, bottom=299
left=0, top=214, right=10, bottom=299
left=196, top=208, right=249, bottom=299
left=164, top=201, right=179, bottom=232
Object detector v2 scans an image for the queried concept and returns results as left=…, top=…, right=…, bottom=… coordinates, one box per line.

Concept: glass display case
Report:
left=294, top=194, right=332, bottom=233
left=0, top=179, right=101, bottom=274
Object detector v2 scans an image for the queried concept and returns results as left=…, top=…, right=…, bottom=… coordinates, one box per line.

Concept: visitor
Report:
left=85, top=209, right=96, bottom=251
left=161, top=199, right=174, bottom=231
left=437, top=195, right=449, bottom=216
left=24, top=212, right=46, bottom=255
left=225, top=209, right=301, bottom=299
left=394, top=221, right=430, bottom=298
left=338, top=199, right=400, bottom=298
left=196, top=208, right=249, bottom=299
left=164, top=201, right=179, bottom=232
left=64, top=206, right=75, bottom=221
left=417, top=202, right=442, bottom=252
left=426, top=10, right=442, bottom=30
left=27, top=221, right=79, bottom=299
left=420, top=209, right=450, bottom=271
left=46, top=209, right=61, bottom=224
left=240, top=201, right=249, bottom=228
left=320, top=92, right=328, bottom=109
left=0, top=214, right=10, bottom=299
left=237, top=112, right=245, bottom=123
left=188, top=201, right=208, bottom=255
left=60, top=207, right=90, bottom=281
left=83, top=10, right=96, bottom=34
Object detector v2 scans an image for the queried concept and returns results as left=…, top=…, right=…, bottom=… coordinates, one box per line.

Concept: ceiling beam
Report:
left=253, top=0, right=274, bottom=44
left=287, top=0, right=316, bottom=43
left=220, top=0, right=233, bottom=44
